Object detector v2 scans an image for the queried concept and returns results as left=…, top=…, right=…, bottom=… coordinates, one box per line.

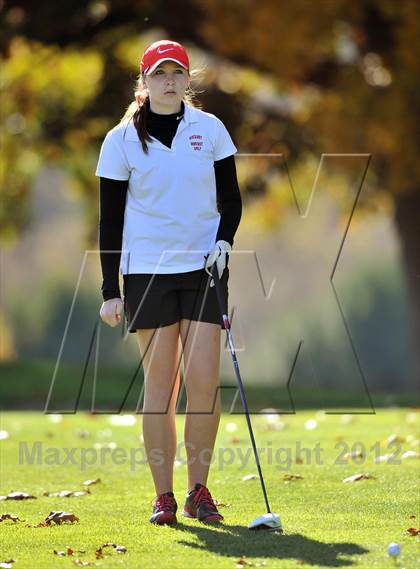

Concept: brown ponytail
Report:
left=133, top=93, right=153, bottom=155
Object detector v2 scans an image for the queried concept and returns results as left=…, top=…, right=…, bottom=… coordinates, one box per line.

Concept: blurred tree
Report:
left=198, top=0, right=420, bottom=380
left=0, top=0, right=418, bottom=377
left=0, top=36, right=104, bottom=240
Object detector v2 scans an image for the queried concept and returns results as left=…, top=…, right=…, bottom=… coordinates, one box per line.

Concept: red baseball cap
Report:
left=140, top=40, right=190, bottom=75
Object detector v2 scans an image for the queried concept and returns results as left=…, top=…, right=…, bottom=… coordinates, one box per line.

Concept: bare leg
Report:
left=180, top=319, right=221, bottom=492
left=136, top=322, right=181, bottom=496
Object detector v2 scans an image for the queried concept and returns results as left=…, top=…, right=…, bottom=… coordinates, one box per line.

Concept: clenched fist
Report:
left=100, top=297, right=123, bottom=327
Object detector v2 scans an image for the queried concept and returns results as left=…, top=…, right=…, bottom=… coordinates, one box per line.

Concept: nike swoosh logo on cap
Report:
left=157, top=47, right=173, bottom=54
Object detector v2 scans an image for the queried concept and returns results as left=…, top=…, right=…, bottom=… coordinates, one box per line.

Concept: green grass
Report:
left=0, top=359, right=416, bottom=410
left=0, top=409, right=419, bottom=568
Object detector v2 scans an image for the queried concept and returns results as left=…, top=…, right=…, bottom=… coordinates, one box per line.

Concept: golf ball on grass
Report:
left=387, top=542, right=401, bottom=557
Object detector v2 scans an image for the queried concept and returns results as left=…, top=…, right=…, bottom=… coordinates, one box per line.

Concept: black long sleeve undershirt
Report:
left=99, top=177, right=128, bottom=301
left=215, top=156, right=242, bottom=245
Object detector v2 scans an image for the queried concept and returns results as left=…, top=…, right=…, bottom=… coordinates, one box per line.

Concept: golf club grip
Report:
left=211, top=264, right=228, bottom=318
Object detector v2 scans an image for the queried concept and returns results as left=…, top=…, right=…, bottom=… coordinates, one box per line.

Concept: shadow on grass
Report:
left=169, top=522, right=369, bottom=566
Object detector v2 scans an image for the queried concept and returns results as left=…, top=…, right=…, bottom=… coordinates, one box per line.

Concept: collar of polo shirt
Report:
left=124, top=103, right=199, bottom=142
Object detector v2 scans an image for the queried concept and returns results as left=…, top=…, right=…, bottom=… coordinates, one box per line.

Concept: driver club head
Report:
left=248, top=513, right=282, bottom=532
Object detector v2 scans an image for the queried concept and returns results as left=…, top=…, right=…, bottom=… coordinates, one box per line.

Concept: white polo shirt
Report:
left=95, top=103, right=237, bottom=275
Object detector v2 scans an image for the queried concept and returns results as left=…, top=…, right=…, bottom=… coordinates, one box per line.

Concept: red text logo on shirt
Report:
left=189, top=134, right=203, bottom=151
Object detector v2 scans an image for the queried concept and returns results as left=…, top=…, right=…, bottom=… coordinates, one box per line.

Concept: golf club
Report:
left=210, top=263, right=282, bottom=532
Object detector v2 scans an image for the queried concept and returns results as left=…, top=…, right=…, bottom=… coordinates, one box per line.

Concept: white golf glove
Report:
left=204, top=240, right=232, bottom=287
left=99, top=298, right=123, bottom=327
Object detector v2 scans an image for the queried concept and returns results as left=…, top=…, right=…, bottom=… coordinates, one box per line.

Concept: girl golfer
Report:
left=96, top=40, right=242, bottom=525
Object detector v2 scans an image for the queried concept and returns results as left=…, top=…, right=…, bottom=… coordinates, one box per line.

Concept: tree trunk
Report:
left=393, top=190, right=420, bottom=389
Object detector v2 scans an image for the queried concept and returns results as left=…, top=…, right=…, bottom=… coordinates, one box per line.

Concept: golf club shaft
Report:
left=211, top=264, right=272, bottom=514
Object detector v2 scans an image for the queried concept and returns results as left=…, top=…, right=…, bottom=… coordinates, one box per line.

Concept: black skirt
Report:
left=123, top=267, right=229, bottom=332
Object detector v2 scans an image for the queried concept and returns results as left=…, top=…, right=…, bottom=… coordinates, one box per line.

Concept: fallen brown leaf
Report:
left=235, top=560, right=266, bottom=568
left=229, top=437, right=244, bottom=444
left=0, top=561, right=15, bottom=569
left=343, top=451, right=364, bottom=460
left=0, top=491, right=37, bottom=501
left=283, top=474, right=303, bottom=481
left=75, top=430, right=90, bottom=439
left=95, top=541, right=127, bottom=559
left=73, top=560, right=96, bottom=566
left=82, top=478, right=101, bottom=486
left=342, top=473, right=375, bottom=483
left=401, top=450, right=420, bottom=460
left=242, top=474, right=257, bottom=481
left=54, top=547, right=84, bottom=556
left=385, top=434, right=405, bottom=445
left=43, top=490, right=90, bottom=498
left=45, top=511, right=79, bottom=525
left=374, top=454, right=391, bottom=463
left=0, top=514, right=23, bottom=522
left=263, top=422, right=287, bottom=432
left=213, top=499, right=231, bottom=508
left=95, top=542, right=127, bottom=558
left=407, top=527, right=420, bottom=536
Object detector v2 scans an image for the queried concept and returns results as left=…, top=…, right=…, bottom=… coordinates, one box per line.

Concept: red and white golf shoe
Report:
left=182, top=483, right=224, bottom=523
left=150, top=491, right=178, bottom=525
